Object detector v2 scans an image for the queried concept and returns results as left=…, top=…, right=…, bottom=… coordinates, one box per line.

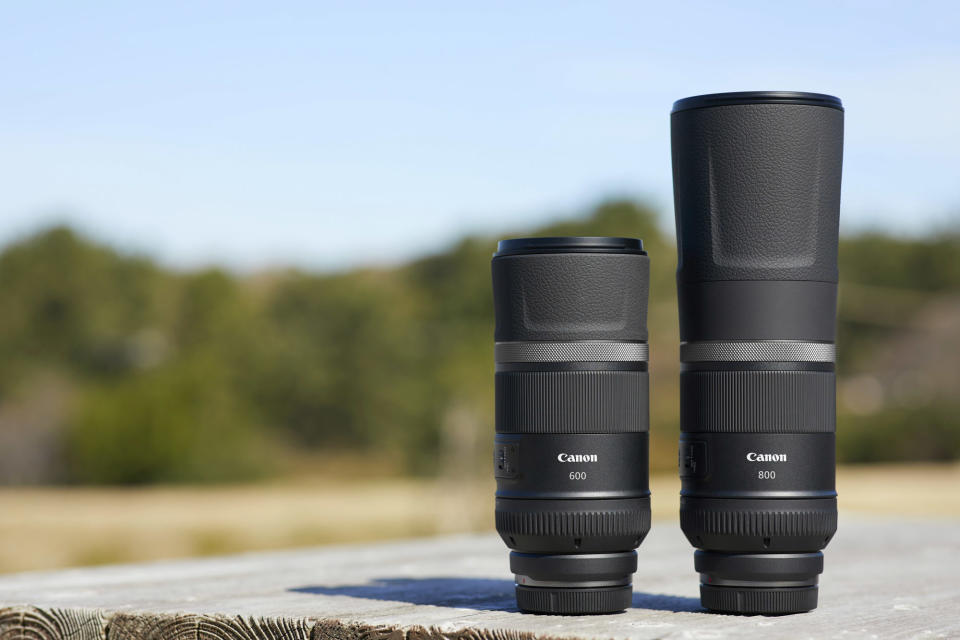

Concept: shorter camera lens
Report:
left=491, top=237, right=651, bottom=614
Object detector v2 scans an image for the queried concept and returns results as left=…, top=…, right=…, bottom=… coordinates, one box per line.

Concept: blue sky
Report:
left=1, top=1, right=958, bottom=270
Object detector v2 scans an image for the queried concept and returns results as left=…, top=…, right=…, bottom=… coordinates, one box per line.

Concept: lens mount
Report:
left=510, top=551, right=636, bottom=614
left=695, top=551, right=823, bottom=614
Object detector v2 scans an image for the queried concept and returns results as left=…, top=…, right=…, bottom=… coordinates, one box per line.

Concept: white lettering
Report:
left=746, top=452, right=788, bottom=462
left=557, top=453, right=598, bottom=463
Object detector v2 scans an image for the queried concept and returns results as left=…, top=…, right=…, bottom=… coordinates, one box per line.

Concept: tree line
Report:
left=0, top=200, right=956, bottom=483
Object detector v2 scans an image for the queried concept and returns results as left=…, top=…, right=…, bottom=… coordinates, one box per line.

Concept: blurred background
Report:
left=0, top=2, right=958, bottom=572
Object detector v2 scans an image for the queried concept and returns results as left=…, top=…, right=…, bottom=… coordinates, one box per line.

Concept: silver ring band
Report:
left=701, top=575, right=818, bottom=588
left=515, top=574, right=632, bottom=588
left=680, top=340, right=835, bottom=363
left=495, top=341, right=649, bottom=363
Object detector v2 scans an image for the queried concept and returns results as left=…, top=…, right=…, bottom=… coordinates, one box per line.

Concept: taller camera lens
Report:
left=671, top=92, right=843, bottom=614
left=491, top=237, right=651, bottom=615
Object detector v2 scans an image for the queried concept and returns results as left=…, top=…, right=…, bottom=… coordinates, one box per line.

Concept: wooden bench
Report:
left=0, top=518, right=955, bottom=639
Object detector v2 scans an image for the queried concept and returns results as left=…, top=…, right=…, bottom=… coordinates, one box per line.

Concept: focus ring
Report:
left=680, top=501, right=837, bottom=540
left=497, top=499, right=651, bottom=540
left=496, top=371, right=649, bottom=433
left=681, top=370, right=835, bottom=433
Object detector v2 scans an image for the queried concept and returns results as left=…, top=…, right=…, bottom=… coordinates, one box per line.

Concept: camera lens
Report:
left=491, top=237, right=651, bottom=615
left=671, top=92, right=843, bottom=614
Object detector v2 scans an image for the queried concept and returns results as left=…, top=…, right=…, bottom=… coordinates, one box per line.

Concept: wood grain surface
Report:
left=0, top=518, right=956, bottom=640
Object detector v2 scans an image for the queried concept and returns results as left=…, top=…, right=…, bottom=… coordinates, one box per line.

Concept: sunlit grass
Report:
left=0, top=463, right=956, bottom=574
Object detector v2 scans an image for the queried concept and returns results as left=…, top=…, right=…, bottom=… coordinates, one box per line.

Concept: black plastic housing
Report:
left=671, top=92, right=843, bottom=615
left=492, top=237, right=651, bottom=615
left=492, top=237, right=649, bottom=343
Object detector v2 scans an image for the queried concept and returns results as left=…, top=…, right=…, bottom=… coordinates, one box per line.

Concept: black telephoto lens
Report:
left=491, top=237, right=651, bottom=615
left=671, top=91, right=844, bottom=614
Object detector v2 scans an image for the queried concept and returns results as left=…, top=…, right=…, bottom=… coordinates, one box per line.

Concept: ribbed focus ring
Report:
left=681, top=370, right=835, bottom=433
left=700, top=585, right=818, bottom=615
left=680, top=505, right=837, bottom=540
left=516, top=585, right=633, bottom=615
left=497, top=506, right=651, bottom=540
left=496, top=371, right=649, bottom=433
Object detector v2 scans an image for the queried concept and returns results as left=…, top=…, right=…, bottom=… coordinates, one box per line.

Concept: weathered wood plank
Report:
left=0, top=606, right=106, bottom=640
left=107, top=613, right=313, bottom=640
left=0, top=518, right=956, bottom=640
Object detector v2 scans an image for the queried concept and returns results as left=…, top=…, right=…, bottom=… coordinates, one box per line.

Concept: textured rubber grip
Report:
left=492, top=253, right=649, bottom=342
left=672, top=102, right=843, bottom=283
left=497, top=498, right=651, bottom=541
left=681, top=498, right=837, bottom=552
left=496, top=371, right=649, bottom=433
left=700, top=585, right=818, bottom=615
left=516, top=585, right=633, bottom=615
left=680, top=370, right=835, bottom=434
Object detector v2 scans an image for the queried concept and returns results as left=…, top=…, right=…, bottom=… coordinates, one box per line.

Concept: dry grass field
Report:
left=0, top=463, right=957, bottom=574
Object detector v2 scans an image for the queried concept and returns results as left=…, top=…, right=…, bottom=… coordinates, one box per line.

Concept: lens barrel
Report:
left=491, top=237, right=651, bottom=615
left=671, top=92, right=843, bottom=614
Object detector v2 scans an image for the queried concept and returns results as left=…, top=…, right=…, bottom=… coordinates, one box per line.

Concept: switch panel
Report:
left=494, top=442, right=519, bottom=479
left=680, top=440, right=707, bottom=479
